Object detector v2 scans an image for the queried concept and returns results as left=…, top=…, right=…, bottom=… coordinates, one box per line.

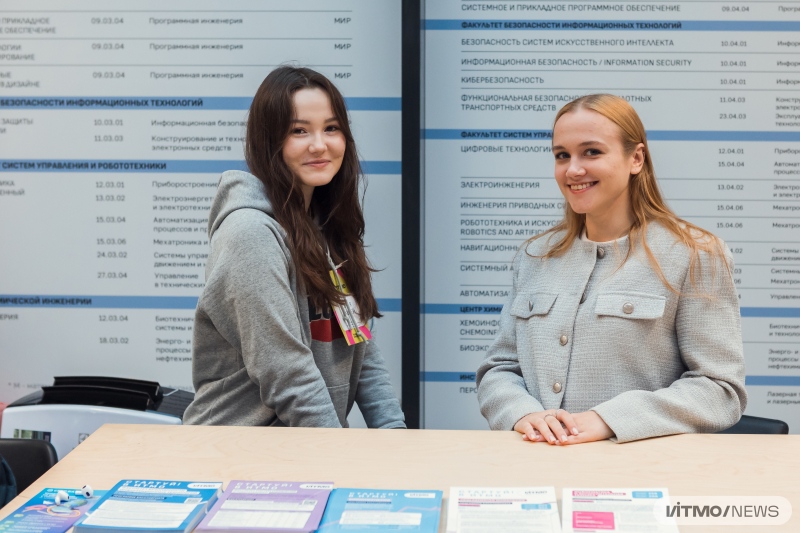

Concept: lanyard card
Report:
left=329, top=268, right=372, bottom=345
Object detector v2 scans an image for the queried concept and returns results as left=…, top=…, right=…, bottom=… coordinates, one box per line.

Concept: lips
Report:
left=304, top=159, right=330, bottom=168
left=569, top=181, right=597, bottom=192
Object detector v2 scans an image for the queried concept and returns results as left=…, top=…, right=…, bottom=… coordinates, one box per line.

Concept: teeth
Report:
left=570, top=182, right=594, bottom=190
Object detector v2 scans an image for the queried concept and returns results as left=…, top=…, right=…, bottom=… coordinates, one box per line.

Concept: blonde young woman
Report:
left=476, top=94, right=747, bottom=444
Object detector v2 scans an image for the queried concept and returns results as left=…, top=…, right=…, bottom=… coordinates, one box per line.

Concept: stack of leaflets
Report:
left=561, top=488, right=678, bottom=532
left=317, top=488, right=442, bottom=532
left=447, top=487, right=561, bottom=533
left=194, top=481, right=333, bottom=533
left=73, top=480, right=222, bottom=533
left=0, top=487, right=106, bottom=533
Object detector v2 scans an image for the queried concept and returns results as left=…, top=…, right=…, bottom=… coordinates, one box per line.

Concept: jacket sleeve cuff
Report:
left=592, top=400, right=654, bottom=444
left=487, top=395, right=545, bottom=431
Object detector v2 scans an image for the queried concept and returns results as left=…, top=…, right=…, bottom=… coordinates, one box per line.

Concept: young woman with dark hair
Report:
left=183, top=66, right=405, bottom=428
left=477, top=94, right=747, bottom=444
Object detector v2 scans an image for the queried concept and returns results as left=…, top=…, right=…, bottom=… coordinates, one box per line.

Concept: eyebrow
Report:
left=552, top=140, right=607, bottom=150
left=291, top=117, right=339, bottom=124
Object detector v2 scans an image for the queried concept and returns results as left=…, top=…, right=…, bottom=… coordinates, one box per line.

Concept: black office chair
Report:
left=717, top=415, right=789, bottom=435
left=0, top=439, right=58, bottom=493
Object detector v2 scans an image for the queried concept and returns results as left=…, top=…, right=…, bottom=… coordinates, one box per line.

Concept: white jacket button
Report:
left=559, top=335, right=568, bottom=346
left=623, top=302, right=634, bottom=314
left=553, top=382, right=562, bottom=393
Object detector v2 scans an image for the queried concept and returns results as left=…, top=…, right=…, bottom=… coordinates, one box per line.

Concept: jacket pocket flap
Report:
left=595, top=291, right=665, bottom=319
left=510, top=292, right=558, bottom=318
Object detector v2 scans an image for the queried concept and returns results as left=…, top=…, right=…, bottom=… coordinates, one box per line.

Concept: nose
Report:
left=308, top=131, right=326, bottom=154
left=565, top=158, right=585, bottom=180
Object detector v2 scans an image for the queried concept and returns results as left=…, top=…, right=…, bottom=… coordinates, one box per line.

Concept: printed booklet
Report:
left=0, top=487, right=106, bottom=533
left=317, top=488, right=442, bottom=531
left=561, top=488, right=678, bottom=532
left=73, top=480, right=223, bottom=533
left=446, top=487, right=561, bottom=533
left=194, top=481, right=333, bottom=533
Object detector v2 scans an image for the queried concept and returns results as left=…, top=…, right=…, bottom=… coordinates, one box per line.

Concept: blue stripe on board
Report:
left=0, top=295, right=200, bottom=309
left=376, top=298, right=402, bottom=312
left=424, top=20, right=800, bottom=32
left=0, top=97, right=401, bottom=111
left=740, top=307, right=800, bottom=318
left=421, top=372, right=478, bottom=382
left=424, top=130, right=800, bottom=143
left=422, top=374, right=800, bottom=385
left=0, top=160, right=240, bottom=173
left=647, top=131, right=800, bottom=142
left=423, top=129, right=553, bottom=140
left=0, top=159, right=400, bottom=175
left=421, top=304, right=800, bottom=317
left=746, top=376, right=800, bottom=387
left=0, top=295, right=402, bottom=312
left=346, top=97, right=402, bottom=111
left=422, top=304, right=504, bottom=314
left=361, top=160, right=402, bottom=175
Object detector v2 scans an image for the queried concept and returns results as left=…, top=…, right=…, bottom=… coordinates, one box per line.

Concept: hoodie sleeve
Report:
left=355, top=341, right=406, bottom=429
left=201, top=209, right=342, bottom=428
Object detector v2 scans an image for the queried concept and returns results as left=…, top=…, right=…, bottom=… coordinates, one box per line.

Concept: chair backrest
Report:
left=0, top=455, right=16, bottom=507
left=717, top=415, right=789, bottom=435
left=0, top=439, right=58, bottom=493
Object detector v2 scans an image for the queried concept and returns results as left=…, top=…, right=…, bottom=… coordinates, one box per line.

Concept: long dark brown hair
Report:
left=245, top=66, right=381, bottom=319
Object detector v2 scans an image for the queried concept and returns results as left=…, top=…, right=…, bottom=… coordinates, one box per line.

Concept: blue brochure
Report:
left=0, top=487, right=106, bottom=533
left=317, top=489, right=442, bottom=531
left=73, top=480, right=222, bottom=533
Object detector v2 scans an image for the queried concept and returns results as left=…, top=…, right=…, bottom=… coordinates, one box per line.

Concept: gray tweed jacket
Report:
left=476, top=223, right=747, bottom=443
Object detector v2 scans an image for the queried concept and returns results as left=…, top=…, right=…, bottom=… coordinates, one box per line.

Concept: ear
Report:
left=630, top=143, right=645, bottom=175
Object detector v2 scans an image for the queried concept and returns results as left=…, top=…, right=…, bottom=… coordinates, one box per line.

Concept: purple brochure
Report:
left=195, top=481, right=333, bottom=533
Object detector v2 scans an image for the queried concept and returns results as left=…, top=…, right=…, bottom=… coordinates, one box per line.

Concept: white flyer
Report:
left=561, top=488, right=678, bottom=532
left=447, top=487, right=561, bottom=533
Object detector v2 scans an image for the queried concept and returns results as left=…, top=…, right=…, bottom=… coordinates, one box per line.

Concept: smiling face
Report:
left=281, top=87, right=346, bottom=209
left=552, top=108, right=644, bottom=223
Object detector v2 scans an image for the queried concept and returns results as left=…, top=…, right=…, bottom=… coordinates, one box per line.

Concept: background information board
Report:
left=421, top=1, right=800, bottom=430
left=0, top=0, right=403, bottom=424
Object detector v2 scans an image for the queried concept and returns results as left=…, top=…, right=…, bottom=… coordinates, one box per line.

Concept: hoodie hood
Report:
left=208, top=170, right=277, bottom=239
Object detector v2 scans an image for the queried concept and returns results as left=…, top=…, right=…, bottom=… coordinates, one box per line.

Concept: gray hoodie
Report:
left=183, top=170, right=405, bottom=428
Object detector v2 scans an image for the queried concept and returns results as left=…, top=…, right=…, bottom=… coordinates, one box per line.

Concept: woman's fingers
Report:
left=546, top=414, right=569, bottom=443
left=515, top=411, right=580, bottom=445
left=557, top=410, right=579, bottom=436
left=514, top=418, right=538, bottom=442
left=533, top=417, right=558, bottom=444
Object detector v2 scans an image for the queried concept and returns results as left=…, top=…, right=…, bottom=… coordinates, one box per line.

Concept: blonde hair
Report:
left=527, top=93, right=728, bottom=295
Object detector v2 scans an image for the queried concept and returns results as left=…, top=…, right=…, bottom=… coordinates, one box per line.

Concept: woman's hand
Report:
left=565, top=410, right=615, bottom=444
left=514, top=409, right=579, bottom=445
left=514, top=409, right=614, bottom=445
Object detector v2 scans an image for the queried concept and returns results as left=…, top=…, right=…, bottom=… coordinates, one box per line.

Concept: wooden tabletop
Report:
left=1, top=425, right=798, bottom=532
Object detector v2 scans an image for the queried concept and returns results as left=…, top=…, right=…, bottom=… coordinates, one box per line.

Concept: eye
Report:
left=325, top=125, right=340, bottom=133
left=585, top=148, right=603, bottom=156
left=554, top=151, right=569, bottom=160
left=292, top=128, right=306, bottom=135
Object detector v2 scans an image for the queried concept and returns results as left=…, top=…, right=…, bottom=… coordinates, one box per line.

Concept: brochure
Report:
left=0, top=487, right=106, bottom=533
left=74, top=480, right=222, bottom=533
left=561, top=488, right=678, bottom=532
left=447, top=487, right=561, bottom=533
left=194, top=481, right=333, bottom=533
left=317, top=488, right=442, bottom=531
